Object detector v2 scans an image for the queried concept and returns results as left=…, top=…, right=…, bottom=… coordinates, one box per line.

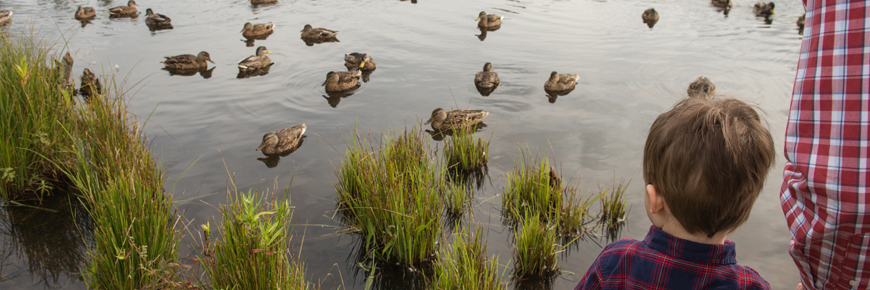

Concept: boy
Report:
left=576, top=97, right=776, bottom=289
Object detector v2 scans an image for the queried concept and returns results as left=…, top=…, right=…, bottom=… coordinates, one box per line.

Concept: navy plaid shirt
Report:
left=576, top=226, right=770, bottom=290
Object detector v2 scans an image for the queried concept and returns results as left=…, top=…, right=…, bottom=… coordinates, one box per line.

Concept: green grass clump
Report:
left=502, top=151, right=599, bottom=237
left=432, top=226, right=505, bottom=290
left=600, top=179, right=629, bottom=228
left=335, top=126, right=445, bottom=265
left=200, top=185, right=307, bottom=290
left=512, top=215, right=559, bottom=279
left=0, top=33, right=76, bottom=200
left=443, top=126, right=490, bottom=171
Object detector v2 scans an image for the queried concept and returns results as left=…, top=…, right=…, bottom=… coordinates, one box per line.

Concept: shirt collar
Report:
left=644, top=225, right=738, bottom=265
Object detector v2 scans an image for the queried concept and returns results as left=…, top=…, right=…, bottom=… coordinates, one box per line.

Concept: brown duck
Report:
left=108, top=0, right=138, bottom=17
left=344, top=53, right=375, bottom=71
left=161, top=51, right=213, bottom=70
left=300, top=24, right=339, bottom=41
left=687, top=76, right=717, bottom=99
left=753, top=2, right=775, bottom=16
left=544, top=71, right=579, bottom=92
left=476, top=11, right=503, bottom=28
left=642, top=8, right=659, bottom=27
left=322, top=70, right=361, bottom=92
left=145, top=8, right=172, bottom=26
left=474, top=62, right=500, bottom=89
left=80, top=68, right=101, bottom=98
left=238, top=46, right=273, bottom=71
left=75, top=6, right=96, bottom=20
left=241, top=22, right=274, bottom=39
left=256, top=124, right=306, bottom=155
left=711, top=0, right=732, bottom=8
left=425, top=108, right=489, bottom=132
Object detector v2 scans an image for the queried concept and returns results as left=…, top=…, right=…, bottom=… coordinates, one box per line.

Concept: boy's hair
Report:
left=643, top=97, right=775, bottom=238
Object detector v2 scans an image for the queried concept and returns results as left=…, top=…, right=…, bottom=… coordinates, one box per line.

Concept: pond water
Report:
left=0, top=0, right=805, bottom=289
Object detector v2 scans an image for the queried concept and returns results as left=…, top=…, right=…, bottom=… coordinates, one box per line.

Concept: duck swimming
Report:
left=161, top=51, right=213, bottom=71
left=322, top=70, right=361, bottom=92
left=238, top=46, right=273, bottom=71
left=108, top=0, right=138, bottom=17
left=476, top=11, right=503, bottom=28
left=75, top=6, right=96, bottom=20
left=241, top=22, right=274, bottom=39
left=425, top=108, right=489, bottom=132
left=474, top=62, right=500, bottom=89
left=544, top=71, right=579, bottom=92
left=687, top=76, right=717, bottom=99
left=256, top=124, right=306, bottom=156
left=344, top=53, right=375, bottom=71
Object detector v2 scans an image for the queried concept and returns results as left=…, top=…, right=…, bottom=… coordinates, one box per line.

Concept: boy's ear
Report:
left=646, top=184, right=665, bottom=214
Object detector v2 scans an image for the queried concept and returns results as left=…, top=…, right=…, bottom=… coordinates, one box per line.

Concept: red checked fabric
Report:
left=781, top=0, right=870, bottom=289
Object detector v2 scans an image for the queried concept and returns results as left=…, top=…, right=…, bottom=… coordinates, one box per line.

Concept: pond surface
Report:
left=0, top=0, right=804, bottom=289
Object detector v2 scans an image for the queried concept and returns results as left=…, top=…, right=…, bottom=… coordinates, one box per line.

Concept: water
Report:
left=0, top=0, right=804, bottom=289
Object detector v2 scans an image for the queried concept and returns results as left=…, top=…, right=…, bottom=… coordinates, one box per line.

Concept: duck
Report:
left=249, top=0, right=278, bottom=4
left=241, top=22, right=274, bottom=39
left=144, top=8, right=171, bottom=26
left=55, top=52, right=74, bottom=90
left=108, top=0, right=138, bottom=17
left=544, top=71, right=579, bottom=92
left=238, top=46, right=273, bottom=71
left=642, top=8, right=659, bottom=26
left=474, top=62, right=499, bottom=89
left=300, top=24, right=339, bottom=41
left=549, top=166, right=561, bottom=189
left=476, top=11, right=503, bottom=28
left=256, top=124, right=306, bottom=155
left=0, top=10, right=12, bottom=26
left=711, top=0, right=732, bottom=8
left=79, top=68, right=101, bottom=99
left=322, top=70, right=361, bottom=92
left=344, top=53, right=376, bottom=71
left=797, top=13, right=806, bottom=29
left=425, top=108, right=489, bottom=132
left=75, top=6, right=96, bottom=20
left=161, top=51, right=213, bottom=71
left=753, top=2, right=775, bottom=16
left=687, top=76, right=717, bottom=99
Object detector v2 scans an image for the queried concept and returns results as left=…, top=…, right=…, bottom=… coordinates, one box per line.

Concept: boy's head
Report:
left=643, top=97, right=775, bottom=238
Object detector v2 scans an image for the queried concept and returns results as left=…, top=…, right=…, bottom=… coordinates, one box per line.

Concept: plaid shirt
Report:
left=781, top=0, right=870, bottom=289
left=575, top=226, right=770, bottom=290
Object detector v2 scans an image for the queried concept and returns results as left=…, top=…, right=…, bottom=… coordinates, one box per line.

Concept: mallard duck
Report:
left=0, top=11, right=12, bottom=26
left=256, top=124, right=306, bottom=155
left=75, top=6, right=96, bottom=20
left=249, top=0, right=278, bottom=4
left=642, top=8, right=659, bottom=26
left=797, top=13, right=805, bottom=29
left=241, top=22, right=274, bottom=39
left=301, top=24, right=339, bottom=41
left=753, top=2, right=775, bottom=15
left=711, top=0, right=732, bottom=8
left=145, top=8, right=171, bottom=26
left=549, top=166, right=561, bottom=188
left=55, top=52, right=74, bottom=90
left=344, top=53, right=375, bottom=71
left=238, top=46, right=273, bottom=71
left=322, top=70, right=361, bottom=92
left=80, top=68, right=101, bottom=98
left=687, top=76, right=717, bottom=99
left=476, top=11, right=503, bottom=28
left=161, top=51, right=213, bottom=70
left=474, top=62, right=499, bottom=89
left=544, top=71, right=579, bottom=92
left=425, top=108, right=489, bottom=132
left=108, top=0, right=138, bottom=17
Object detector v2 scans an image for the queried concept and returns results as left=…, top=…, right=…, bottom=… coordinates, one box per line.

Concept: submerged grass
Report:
left=335, top=125, right=444, bottom=265
left=432, top=225, right=505, bottom=290
left=199, top=183, right=307, bottom=290
left=0, top=32, right=76, bottom=200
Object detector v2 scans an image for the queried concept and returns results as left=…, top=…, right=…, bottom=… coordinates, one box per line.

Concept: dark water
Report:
left=0, top=0, right=804, bottom=289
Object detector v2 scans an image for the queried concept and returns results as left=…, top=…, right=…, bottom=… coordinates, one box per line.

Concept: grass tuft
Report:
left=432, top=225, right=506, bottom=290
left=443, top=126, right=490, bottom=171
left=512, top=215, right=559, bottom=279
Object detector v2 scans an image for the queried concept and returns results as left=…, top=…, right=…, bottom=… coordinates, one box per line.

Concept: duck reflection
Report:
left=322, top=86, right=359, bottom=108
left=425, top=122, right=487, bottom=141
left=544, top=89, right=573, bottom=103
left=301, top=37, right=340, bottom=46
left=243, top=32, right=273, bottom=47
left=476, top=26, right=501, bottom=41
left=447, top=164, right=489, bottom=191
left=163, top=67, right=215, bottom=79
left=79, top=19, right=93, bottom=28
left=237, top=64, right=272, bottom=79
left=256, top=137, right=305, bottom=168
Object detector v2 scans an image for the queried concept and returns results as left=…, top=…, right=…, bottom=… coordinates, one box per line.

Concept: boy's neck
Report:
left=659, top=219, right=728, bottom=245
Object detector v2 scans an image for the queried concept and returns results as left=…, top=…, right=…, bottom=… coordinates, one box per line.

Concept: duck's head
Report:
left=83, top=68, right=95, bottom=78
left=483, top=62, right=493, bottom=72
left=768, top=2, right=775, bottom=13
left=197, top=51, right=214, bottom=64
left=128, top=0, right=138, bottom=7
left=145, top=8, right=153, bottom=16
left=425, top=108, right=447, bottom=125
left=256, top=46, right=273, bottom=56
left=256, top=133, right=278, bottom=151
left=301, top=24, right=313, bottom=32
left=476, top=11, right=486, bottom=21
left=322, top=71, right=338, bottom=86
left=241, top=22, right=253, bottom=32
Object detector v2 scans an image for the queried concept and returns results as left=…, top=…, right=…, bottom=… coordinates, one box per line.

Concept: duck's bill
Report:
left=266, top=50, right=273, bottom=54
left=771, top=9, right=775, bottom=14
left=475, top=17, right=481, bottom=21
left=425, top=118, right=433, bottom=125
left=359, top=61, right=366, bottom=68
left=240, top=28, right=246, bottom=33
left=208, top=59, right=215, bottom=64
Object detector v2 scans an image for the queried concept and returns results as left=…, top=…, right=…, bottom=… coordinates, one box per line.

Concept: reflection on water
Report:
left=425, top=122, right=487, bottom=141
left=301, top=36, right=340, bottom=46
left=237, top=64, right=273, bottom=79
left=323, top=88, right=359, bottom=108
left=0, top=193, right=93, bottom=289
left=163, top=67, right=214, bottom=79
left=257, top=136, right=306, bottom=168
left=544, top=88, right=575, bottom=103
left=476, top=26, right=501, bottom=41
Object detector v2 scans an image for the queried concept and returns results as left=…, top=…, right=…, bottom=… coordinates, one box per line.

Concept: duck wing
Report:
left=151, top=13, right=171, bottom=23
left=337, top=70, right=361, bottom=83
left=447, top=110, right=489, bottom=127
left=556, top=74, right=579, bottom=85
left=253, top=23, right=274, bottom=33
left=162, top=54, right=197, bottom=65
left=274, top=125, right=306, bottom=149
left=312, top=28, right=339, bottom=38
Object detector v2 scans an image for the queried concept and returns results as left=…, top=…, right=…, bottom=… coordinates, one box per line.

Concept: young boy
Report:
left=576, top=97, right=776, bottom=290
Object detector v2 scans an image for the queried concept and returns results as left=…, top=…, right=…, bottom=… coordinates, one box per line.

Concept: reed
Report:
left=512, top=215, right=559, bottom=279
left=444, top=181, right=470, bottom=218
left=432, top=226, right=505, bottom=290
left=443, top=126, right=489, bottom=171
left=600, top=179, right=629, bottom=228
left=199, top=184, right=307, bottom=290
left=335, top=126, right=444, bottom=265
left=0, top=33, right=76, bottom=200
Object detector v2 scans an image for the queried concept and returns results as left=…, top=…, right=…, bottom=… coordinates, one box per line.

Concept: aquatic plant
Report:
left=512, top=214, right=559, bottom=279
left=443, top=126, right=490, bottom=171
left=335, top=125, right=444, bottom=265
left=199, top=183, right=307, bottom=290
left=600, top=179, right=629, bottom=228
left=432, top=225, right=506, bottom=290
